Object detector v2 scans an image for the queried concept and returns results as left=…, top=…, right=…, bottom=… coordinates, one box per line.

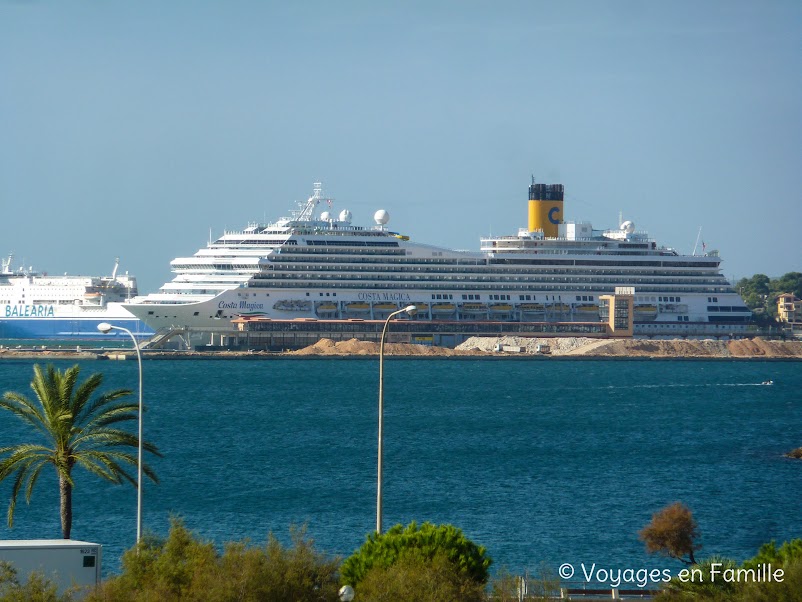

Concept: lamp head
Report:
left=403, top=304, right=417, bottom=316
left=97, top=322, right=113, bottom=334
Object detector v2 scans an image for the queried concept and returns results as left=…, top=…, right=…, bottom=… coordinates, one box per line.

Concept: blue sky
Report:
left=1, top=1, right=799, bottom=293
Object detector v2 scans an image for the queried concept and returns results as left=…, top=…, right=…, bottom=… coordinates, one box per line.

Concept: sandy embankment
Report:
left=289, top=336, right=802, bottom=358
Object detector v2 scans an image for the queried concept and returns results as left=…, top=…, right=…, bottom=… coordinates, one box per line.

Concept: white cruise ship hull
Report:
left=122, top=181, right=752, bottom=339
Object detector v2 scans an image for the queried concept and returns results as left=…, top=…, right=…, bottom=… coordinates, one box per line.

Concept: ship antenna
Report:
left=692, top=226, right=703, bottom=256
left=295, top=182, right=323, bottom=221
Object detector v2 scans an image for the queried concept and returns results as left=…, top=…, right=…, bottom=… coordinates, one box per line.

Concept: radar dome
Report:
left=320, top=211, right=331, bottom=221
left=339, top=209, right=352, bottom=223
left=620, top=220, right=635, bottom=233
left=374, top=209, right=390, bottom=225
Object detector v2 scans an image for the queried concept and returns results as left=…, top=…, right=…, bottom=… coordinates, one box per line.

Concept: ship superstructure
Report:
left=123, top=181, right=751, bottom=338
left=0, top=255, right=153, bottom=339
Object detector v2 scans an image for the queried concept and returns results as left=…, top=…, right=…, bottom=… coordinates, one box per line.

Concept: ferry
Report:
left=0, top=255, right=154, bottom=339
left=122, top=180, right=752, bottom=338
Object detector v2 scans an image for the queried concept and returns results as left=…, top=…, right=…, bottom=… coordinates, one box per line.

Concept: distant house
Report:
left=776, top=293, right=802, bottom=332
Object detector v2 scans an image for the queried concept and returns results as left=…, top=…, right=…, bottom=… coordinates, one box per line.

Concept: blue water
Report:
left=0, top=358, right=800, bottom=579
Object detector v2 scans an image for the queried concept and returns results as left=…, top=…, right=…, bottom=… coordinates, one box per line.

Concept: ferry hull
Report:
left=0, top=317, right=153, bottom=340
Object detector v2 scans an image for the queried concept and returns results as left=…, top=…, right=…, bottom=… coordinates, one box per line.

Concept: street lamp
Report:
left=97, top=322, right=143, bottom=548
left=376, top=304, right=417, bottom=534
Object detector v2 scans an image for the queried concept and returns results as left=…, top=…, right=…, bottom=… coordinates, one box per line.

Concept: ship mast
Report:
left=692, top=226, right=703, bottom=256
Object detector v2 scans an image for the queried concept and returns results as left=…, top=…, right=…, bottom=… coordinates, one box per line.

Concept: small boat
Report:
left=316, top=302, right=338, bottom=312
left=431, top=303, right=456, bottom=313
left=519, top=303, right=545, bottom=312
left=345, top=302, right=371, bottom=312
left=488, top=303, right=514, bottom=312
left=762, top=380, right=774, bottom=386
left=575, top=303, right=600, bottom=313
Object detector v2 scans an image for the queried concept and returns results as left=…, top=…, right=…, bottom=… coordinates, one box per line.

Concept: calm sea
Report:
left=0, top=358, right=800, bottom=578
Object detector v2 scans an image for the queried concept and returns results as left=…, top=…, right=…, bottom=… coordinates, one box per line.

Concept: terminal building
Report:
left=223, top=288, right=636, bottom=351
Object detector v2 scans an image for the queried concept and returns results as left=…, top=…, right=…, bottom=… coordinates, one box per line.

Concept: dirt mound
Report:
left=456, top=336, right=602, bottom=355
left=592, top=339, right=729, bottom=357
left=728, top=337, right=802, bottom=357
left=291, top=337, right=802, bottom=358
left=585, top=337, right=802, bottom=358
left=291, top=338, right=480, bottom=356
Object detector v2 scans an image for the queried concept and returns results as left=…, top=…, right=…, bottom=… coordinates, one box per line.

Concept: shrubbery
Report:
left=6, top=515, right=802, bottom=602
left=0, top=560, right=70, bottom=602
left=85, top=518, right=341, bottom=602
left=657, top=539, right=802, bottom=602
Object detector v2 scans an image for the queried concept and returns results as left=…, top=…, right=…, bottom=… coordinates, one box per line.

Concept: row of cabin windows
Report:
left=262, top=270, right=723, bottom=287
left=659, top=296, right=682, bottom=302
left=575, top=295, right=595, bottom=301
left=431, top=294, right=454, bottom=300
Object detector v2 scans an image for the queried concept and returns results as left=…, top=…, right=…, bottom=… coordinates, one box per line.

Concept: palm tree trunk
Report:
left=59, top=474, right=72, bottom=539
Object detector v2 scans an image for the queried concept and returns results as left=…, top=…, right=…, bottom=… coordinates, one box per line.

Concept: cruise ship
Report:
left=123, top=181, right=752, bottom=339
left=0, top=255, right=154, bottom=340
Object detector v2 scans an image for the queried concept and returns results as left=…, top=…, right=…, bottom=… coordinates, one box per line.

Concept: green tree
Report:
left=772, top=272, right=802, bottom=299
left=340, top=522, right=492, bottom=589
left=639, top=502, right=701, bottom=565
left=0, top=364, right=161, bottom=538
left=354, top=552, right=485, bottom=602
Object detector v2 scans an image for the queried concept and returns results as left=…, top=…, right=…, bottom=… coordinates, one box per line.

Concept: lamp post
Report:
left=97, top=322, right=143, bottom=548
left=377, top=304, right=417, bottom=534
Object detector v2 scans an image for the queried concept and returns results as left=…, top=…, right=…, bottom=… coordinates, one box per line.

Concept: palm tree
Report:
left=0, top=363, right=161, bottom=539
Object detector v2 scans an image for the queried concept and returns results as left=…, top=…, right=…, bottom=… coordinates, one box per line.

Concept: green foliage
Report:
left=656, top=540, right=802, bottom=602
left=86, top=518, right=341, bottom=602
left=489, top=564, right=558, bottom=602
left=736, top=271, right=802, bottom=317
left=354, top=552, right=485, bottom=602
left=658, top=556, right=739, bottom=600
left=488, top=567, right=519, bottom=602
left=736, top=559, right=802, bottom=602
left=340, top=522, right=491, bottom=589
left=0, top=364, right=161, bottom=538
left=0, top=560, right=70, bottom=602
left=742, top=539, right=802, bottom=571
left=774, top=272, right=802, bottom=299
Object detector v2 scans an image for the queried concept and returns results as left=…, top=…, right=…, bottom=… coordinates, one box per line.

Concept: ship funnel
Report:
left=527, top=179, right=564, bottom=237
